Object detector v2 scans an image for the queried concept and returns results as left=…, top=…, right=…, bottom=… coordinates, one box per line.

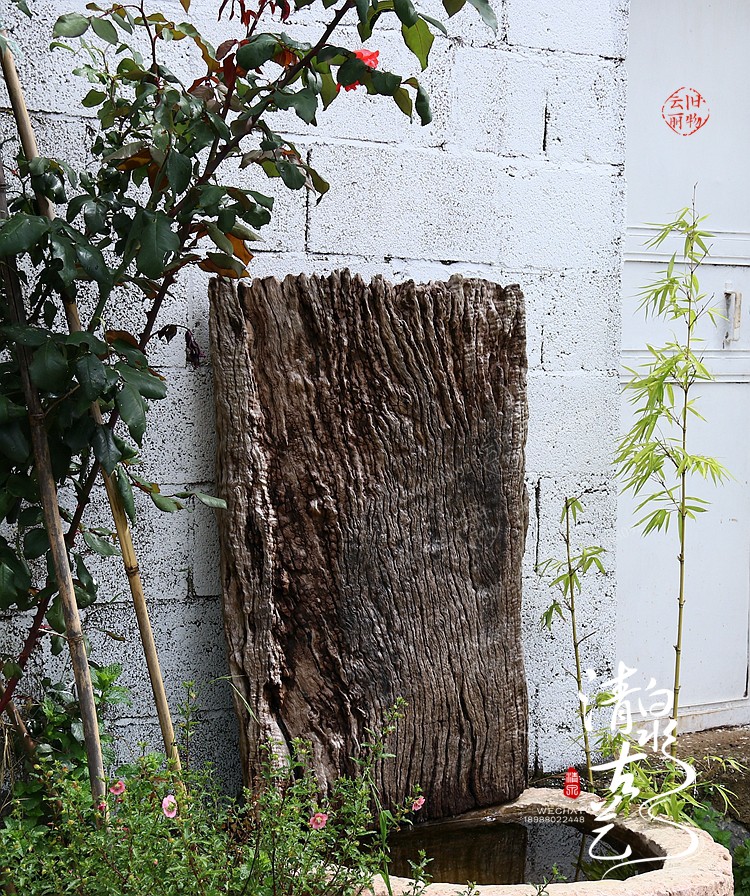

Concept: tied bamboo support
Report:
left=0, top=38, right=182, bottom=777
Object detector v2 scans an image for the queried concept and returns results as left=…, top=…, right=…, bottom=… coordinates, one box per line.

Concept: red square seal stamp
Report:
left=563, top=766, right=581, bottom=799
left=662, top=87, right=710, bottom=136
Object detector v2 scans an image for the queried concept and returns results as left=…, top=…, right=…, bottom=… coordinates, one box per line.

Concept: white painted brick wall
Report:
left=0, top=0, right=627, bottom=788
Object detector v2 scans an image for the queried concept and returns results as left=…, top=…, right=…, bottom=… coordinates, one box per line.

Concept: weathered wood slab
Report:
left=209, top=271, right=529, bottom=817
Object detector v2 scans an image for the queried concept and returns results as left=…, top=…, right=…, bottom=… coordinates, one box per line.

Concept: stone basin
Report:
left=368, top=788, right=733, bottom=896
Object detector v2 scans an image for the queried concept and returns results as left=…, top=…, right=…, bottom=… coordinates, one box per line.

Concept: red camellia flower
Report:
left=339, top=48, right=379, bottom=92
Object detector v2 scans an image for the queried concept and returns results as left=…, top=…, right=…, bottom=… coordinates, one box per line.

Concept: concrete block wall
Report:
left=0, top=0, right=627, bottom=787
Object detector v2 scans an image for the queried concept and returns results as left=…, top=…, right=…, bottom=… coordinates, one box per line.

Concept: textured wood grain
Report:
left=209, top=271, right=529, bottom=818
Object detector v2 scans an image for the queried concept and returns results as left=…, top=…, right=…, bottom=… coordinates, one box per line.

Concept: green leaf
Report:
left=393, top=86, right=413, bottom=117
left=23, top=528, right=49, bottom=561
left=92, top=423, right=122, bottom=475
left=401, top=19, right=434, bottom=70
left=115, top=383, right=147, bottom=445
left=273, top=87, right=318, bottom=124
left=83, top=530, right=121, bottom=557
left=337, top=55, right=369, bottom=88
left=394, top=0, right=418, bottom=26
left=236, top=33, right=279, bottom=70
left=442, top=0, right=466, bottom=14
left=46, top=595, right=66, bottom=633
left=0, top=395, right=27, bottom=424
left=74, top=240, right=112, bottom=296
left=465, top=0, right=497, bottom=31
left=354, top=0, right=369, bottom=22
left=75, top=353, right=109, bottom=401
left=277, top=161, right=307, bottom=190
left=175, top=490, right=227, bottom=509
left=91, top=17, right=118, bottom=44
left=118, top=363, right=167, bottom=400
left=53, top=13, right=91, bottom=37
left=0, top=215, right=49, bottom=257
left=136, top=212, right=180, bottom=279
left=166, top=150, right=192, bottom=195
left=151, top=492, right=183, bottom=512
left=415, top=83, right=432, bottom=125
left=75, top=552, right=98, bottom=598
left=370, top=69, right=401, bottom=96
left=114, top=466, right=136, bottom=524
left=29, top=341, right=69, bottom=393
left=0, top=563, right=18, bottom=610
left=82, top=88, right=107, bottom=108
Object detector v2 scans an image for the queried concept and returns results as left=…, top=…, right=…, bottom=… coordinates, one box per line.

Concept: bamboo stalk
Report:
left=0, top=249, right=106, bottom=803
left=0, top=40, right=182, bottom=773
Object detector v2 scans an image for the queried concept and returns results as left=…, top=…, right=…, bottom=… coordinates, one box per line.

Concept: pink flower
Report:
left=309, top=811, right=328, bottom=830
left=109, top=780, right=126, bottom=796
left=411, top=796, right=425, bottom=812
left=96, top=801, right=107, bottom=812
left=162, top=795, right=178, bottom=818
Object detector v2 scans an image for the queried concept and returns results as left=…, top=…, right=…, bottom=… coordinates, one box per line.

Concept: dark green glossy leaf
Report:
left=53, top=12, right=90, bottom=37
left=337, top=55, right=369, bottom=88
left=47, top=594, right=66, bottom=633
left=274, top=87, right=318, bottom=124
left=114, top=466, right=136, bottom=524
left=23, top=528, right=49, bottom=560
left=0, top=395, right=27, bottom=424
left=92, top=423, right=122, bottom=475
left=136, top=212, right=180, bottom=278
left=82, top=88, right=107, bottom=107
left=0, top=215, right=49, bottom=257
left=166, top=150, right=192, bottom=195
left=236, top=33, right=278, bottom=70
left=115, top=383, right=147, bottom=445
left=415, top=82, right=432, bottom=125
left=83, top=530, right=121, bottom=557
left=0, top=422, right=28, bottom=464
left=75, top=353, right=109, bottom=401
left=118, top=363, right=167, bottom=400
left=29, top=341, right=69, bottom=393
left=394, top=0, right=418, bottom=26
left=277, top=160, right=307, bottom=190
left=370, top=69, right=401, bottom=96
left=0, top=563, right=18, bottom=610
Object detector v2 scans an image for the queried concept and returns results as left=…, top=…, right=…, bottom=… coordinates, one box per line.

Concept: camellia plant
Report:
left=0, top=0, right=498, bottom=802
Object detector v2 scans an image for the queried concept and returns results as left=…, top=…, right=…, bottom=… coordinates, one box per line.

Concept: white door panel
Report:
left=619, top=0, right=750, bottom=730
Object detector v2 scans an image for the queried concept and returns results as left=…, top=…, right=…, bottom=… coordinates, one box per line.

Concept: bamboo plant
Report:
left=614, top=202, right=728, bottom=752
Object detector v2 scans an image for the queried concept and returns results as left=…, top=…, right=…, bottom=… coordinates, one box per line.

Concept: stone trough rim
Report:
left=367, top=787, right=733, bottom=896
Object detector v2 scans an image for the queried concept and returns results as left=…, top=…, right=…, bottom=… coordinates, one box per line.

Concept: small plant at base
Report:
left=615, top=200, right=729, bottom=751
left=538, top=496, right=606, bottom=789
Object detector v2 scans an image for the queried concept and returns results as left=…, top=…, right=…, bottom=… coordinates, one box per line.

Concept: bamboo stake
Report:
left=0, top=40, right=182, bottom=773
left=0, top=247, right=106, bottom=803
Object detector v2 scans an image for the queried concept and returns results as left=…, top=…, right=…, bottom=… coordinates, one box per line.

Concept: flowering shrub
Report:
left=0, top=710, right=426, bottom=896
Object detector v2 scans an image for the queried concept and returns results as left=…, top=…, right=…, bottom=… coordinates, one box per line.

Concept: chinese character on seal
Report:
left=662, top=87, right=710, bottom=136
